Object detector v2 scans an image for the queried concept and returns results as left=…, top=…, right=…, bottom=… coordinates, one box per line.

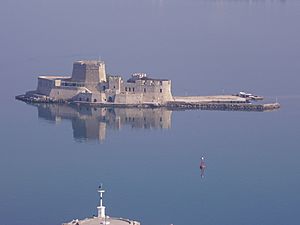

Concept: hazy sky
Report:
left=1, top=0, right=299, bottom=102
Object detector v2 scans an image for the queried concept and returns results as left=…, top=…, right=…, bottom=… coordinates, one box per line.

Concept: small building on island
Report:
left=33, top=60, right=173, bottom=105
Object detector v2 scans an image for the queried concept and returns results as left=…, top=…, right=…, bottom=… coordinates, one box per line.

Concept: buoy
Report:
left=200, top=157, right=206, bottom=178
left=200, top=157, right=206, bottom=169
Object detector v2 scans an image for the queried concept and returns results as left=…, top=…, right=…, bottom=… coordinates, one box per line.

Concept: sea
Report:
left=0, top=0, right=299, bottom=225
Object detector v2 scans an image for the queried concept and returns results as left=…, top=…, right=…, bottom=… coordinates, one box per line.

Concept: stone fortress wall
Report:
left=34, top=60, right=174, bottom=105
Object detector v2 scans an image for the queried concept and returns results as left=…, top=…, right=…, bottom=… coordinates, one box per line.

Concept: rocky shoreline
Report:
left=16, top=94, right=280, bottom=112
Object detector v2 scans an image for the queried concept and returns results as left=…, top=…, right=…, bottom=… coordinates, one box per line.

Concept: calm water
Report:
left=1, top=0, right=300, bottom=225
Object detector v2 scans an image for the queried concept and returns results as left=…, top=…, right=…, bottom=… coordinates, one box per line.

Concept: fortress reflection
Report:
left=33, top=104, right=172, bottom=142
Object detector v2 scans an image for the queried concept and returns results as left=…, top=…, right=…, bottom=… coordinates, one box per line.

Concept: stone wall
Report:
left=120, top=79, right=173, bottom=104
left=114, top=92, right=143, bottom=104
left=37, top=77, right=54, bottom=95
left=49, top=87, right=82, bottom=100
left=91, top=92, right=107, bottom=103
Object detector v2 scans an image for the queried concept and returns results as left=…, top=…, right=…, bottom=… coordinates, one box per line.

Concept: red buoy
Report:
left=200, top=157, right=206, bottom=169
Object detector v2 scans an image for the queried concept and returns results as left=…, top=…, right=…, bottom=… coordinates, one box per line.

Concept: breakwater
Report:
left=166, top=101, right=280, bottom=112
left=15, top=94, right=66, bottom=103
left=16, top=94, right=280, bottom=112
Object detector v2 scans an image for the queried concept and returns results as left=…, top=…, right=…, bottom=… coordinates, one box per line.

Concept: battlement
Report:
left=75, top=60, right=105, bottom=65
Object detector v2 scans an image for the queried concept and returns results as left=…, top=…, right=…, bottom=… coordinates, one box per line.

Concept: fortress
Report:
left=32, top=60, right=173, bottom=105
left=18, top=60, right=280, bottom=111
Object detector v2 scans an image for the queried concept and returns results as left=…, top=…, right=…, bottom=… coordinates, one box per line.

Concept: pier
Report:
left=15, top=94, right=280, bottom=112
left=166, top=95, right=280, bottom=112
left=173, top=95, right=247, bottom=103
left=166, top=101, right=280, bottom=112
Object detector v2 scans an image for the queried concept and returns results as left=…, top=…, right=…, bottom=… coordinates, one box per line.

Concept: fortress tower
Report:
left=71, top=60, right=107, bottom=84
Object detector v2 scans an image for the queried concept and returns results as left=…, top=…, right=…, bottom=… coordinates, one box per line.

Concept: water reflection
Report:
left=32, top=103, right=172, bottom=142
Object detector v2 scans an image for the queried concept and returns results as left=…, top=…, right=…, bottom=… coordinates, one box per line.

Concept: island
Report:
left=16, top=60, right=280, bottom=111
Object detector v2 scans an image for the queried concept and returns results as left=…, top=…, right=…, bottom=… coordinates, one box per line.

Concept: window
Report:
left=103, top=86, right=106, bottom=91
left=113, top=86, right=115, bottom=89
left=129, top=88, right=131, bottom=92
left=144, top=88, right=146, bottom=93
left=86, top=98, right=89, bottom=102
left=94, top=99, right=97, bottom=102
left=79, top=97, right=82, bottom=101
left=160, top=89, right=162, bottom=93
left=132, top=88, right=135, bottom=92
left=125, top=87, right=127, bottom=91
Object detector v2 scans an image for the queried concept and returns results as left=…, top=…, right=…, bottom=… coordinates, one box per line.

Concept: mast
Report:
left=97, top=184, right=106, bottom=218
